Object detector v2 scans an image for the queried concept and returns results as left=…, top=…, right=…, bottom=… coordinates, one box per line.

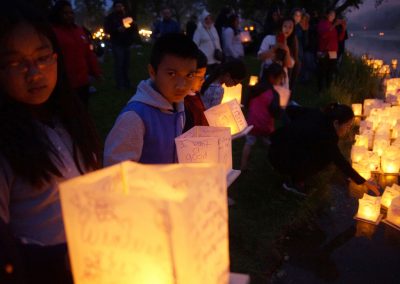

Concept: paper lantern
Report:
left=352, top=104, right=362, bottom=116
left=248, top=76, right=258, bottom=86
left=387, top=196, right=400, bottom=226
left=204, top=99, right=249, bottom=136
left=385, top=78, right=400, bottom=97
left=240, top=31, right=251, bottom=43
left=366, top=151, right=380, bottom=172
left=221, top=84, right=242, bottom=105
left=122, top=17, right=133, bottom=28
left=373, top=138, right=389, bottom=156
left=356, top=193, right=382, bottom=223
left=381, top=184, right=400, bottom=208
left=381, top=146, right=400, bottom=173
left=60, top=161, right=229, bottom=284
left=352, top=163, right=371, bottom=180
left=175, top=126, right=232, bottom=172
left=354, top=135, right=369, bottom=149
left=351, top=146, right=368, bottom=163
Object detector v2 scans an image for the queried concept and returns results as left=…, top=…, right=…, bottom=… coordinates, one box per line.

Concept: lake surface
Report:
left=346, top=30, right=400, bottom=64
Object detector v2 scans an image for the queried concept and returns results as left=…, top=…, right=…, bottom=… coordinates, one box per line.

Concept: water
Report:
left=346, top=30, right=400, bottom=64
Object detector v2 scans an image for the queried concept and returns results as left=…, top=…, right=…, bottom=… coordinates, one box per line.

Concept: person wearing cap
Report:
left=193, top=10, right=222, bottom=74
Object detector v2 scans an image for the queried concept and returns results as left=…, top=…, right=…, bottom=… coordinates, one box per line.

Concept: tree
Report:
left=75, top=0, right=106, bottom=30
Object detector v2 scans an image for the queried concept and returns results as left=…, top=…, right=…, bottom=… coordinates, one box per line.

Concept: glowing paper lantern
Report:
left=352, top=104, right=362, bottom=116
left=356, top=193, right=382, bottom=223
left=385, top=78, right=400, bottom=97
left=381, top=146, right=400, bottom=173
left=240, top=31, right=251, bottom=43
left=351, top=146, right=368, bottom=163
left=373, top=138, right=389, bottom=156
left=381, top=184, right=400, bottom=208
left=60, top=161, right=229, bottom=284
left=387, top=196, right=400, bottom=226
left=221, top=83, right=242, bottom=104
left=354, top=135, right=369, bottom=149
left=248, top=76, right=258, bottom=86
left=175, top=126, right=232, bottom=172
left=122, top=17, right=133, bottom=28
left=353, top=163, right=371, bottom=180
left=204, top=99, right=249, bottom=136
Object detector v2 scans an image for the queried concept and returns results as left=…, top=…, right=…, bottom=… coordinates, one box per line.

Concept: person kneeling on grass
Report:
left=268, top=103, right=380, bottom=197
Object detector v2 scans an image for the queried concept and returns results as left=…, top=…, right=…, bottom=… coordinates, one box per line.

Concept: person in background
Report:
left=49, top=0, right=102, bottom=109
left=0, top=1, right=101, bottom=283
left=222, top=14, right=244, bottom=61
left=263, top=7, right=281, bottom=37
left=183, top=50, right=209, bottom=132
left=240, top=63, right=285, bottom=171
left=152, top=7, right=180, bottom=39
left=193, top=10, right=222, bottom=75
left=316, top=9, right=346, bottom=92
left=200, top=59, right=247, bottom=109
left=336, top=14, right=348, bottom=66
left=214, top=6, right=234, bottom=46
left=291, top=8, right=307, bottom=90
left=104, top=0, right=137, bottom=90
left=258, top=18, right=297, bottom=89
left=104, top=33, right=198, bottom=165
left=268, top=103, right=380, bottom=196
left=186, top=14, right=197, bottom=40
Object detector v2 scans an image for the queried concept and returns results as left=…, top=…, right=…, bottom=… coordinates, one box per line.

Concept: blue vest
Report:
left=121, top=101, right=183, bottom=164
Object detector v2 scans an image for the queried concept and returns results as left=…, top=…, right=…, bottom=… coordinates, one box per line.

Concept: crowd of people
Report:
left=0, top=1, right=379, bottom=283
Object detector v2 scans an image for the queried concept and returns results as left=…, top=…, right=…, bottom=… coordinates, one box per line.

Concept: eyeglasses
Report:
left=0, top=53, right=57, bottom=74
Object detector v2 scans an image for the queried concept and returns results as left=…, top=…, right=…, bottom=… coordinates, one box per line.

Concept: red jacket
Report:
left=52, top=25, right=101, bottom=89
left=317, top=19, right=345, bottom=53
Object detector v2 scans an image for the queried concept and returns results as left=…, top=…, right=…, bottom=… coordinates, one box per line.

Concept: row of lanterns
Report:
left=362, top=55, right=398, bottom=77
left=352, top=77, right=400, bottom=228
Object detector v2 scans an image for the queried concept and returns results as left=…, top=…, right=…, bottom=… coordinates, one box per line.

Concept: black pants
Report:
left=317, top=56, right=337, bottom=92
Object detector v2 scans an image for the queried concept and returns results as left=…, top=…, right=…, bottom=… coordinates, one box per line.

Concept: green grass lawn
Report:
left=89, top=45, right=380, bottom=279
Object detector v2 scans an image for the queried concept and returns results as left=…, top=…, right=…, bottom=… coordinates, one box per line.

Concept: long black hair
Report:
left=279, top=18, right=298, bottom=64
left=323, top=103, right=354, bottom=124
left=248, top=63, right=285, bottom=118
left=200, top=59, right=247, bottom=94
left=0, top=0, right=101, bottom=187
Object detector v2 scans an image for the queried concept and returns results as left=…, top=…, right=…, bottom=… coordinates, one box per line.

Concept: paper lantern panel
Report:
left=175, top=126, right=232, bottom=172
left=356, top=193, right=381, bottom=223
left=204, top=99, right=248, bottom=135
left=60, top=161, right=229, bottom=284
left=221, top=84, right=242, bottom=105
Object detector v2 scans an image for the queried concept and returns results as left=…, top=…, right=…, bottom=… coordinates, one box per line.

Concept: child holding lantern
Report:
left=0, top=1, right=101, bottom=282
left=200, top=59, right=247, bottom=109
left=104, top=33, right=199, bottom=165
left=268, top=103, right=380, bottom=196
left=240, top=63, right=285, bottom=171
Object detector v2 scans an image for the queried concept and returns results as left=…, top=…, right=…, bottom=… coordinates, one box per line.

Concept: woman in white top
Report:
left=258, top=18, right=298, bottom=89
left=222, top=14, right=244, bottom=61
left=193, top=10, right=222, bottom=73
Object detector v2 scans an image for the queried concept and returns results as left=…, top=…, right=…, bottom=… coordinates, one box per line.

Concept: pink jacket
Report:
left=317, top=19, right=345, bottom=53
left=247, top=89, right=275, bottom=136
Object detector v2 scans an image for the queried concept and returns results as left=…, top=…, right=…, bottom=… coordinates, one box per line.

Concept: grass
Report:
left=89, top=45, right=380, bottom=279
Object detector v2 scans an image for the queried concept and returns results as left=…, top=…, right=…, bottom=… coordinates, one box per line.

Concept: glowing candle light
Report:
left=356, top=193, right=381, bottom=223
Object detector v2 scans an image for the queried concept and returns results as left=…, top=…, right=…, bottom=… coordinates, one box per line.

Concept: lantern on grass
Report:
left=352, top=104, right=362, bottom=116
left=381, top=146, right=400, bottom=174
left=248, top=76, right=258, bottom=86
left=351, top=146, right=368, bottom=163
left=352, top=163, right=371, bottom=180
left=366, top=151, right=380, bottom=172
left=221, top=83, right=242, bottom=104
left=175, top=126, right=232, bottom=172
left=354, top=135, right=369, bottom=149
left=373, top=138, right=389, bottom=156
left=122, top=17, right=133, bottom=28
left=240, top=31, right=251, bottom=43
left=60, top=161, right=229, bottom=284
left=387, top=196, right=400, bottom=227
left=356, top=193, right=382, bottom=223
left=385, top=78, right=400, bottom=97
left=204, top=99, right=250, bottom=136
left=381, top=184, right=400, bottom=208
left=392, top=59, right=398, bottom=69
